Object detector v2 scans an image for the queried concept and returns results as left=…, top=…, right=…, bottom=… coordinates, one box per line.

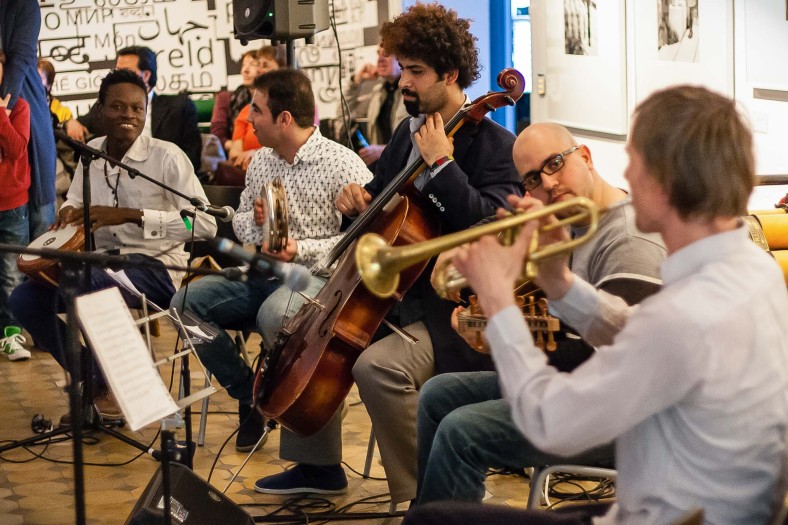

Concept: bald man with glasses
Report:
left=413, top=122, right=667, bottom=506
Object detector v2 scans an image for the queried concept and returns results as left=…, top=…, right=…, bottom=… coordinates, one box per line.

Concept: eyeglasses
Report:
left=520, top=145, right=580, bottom=192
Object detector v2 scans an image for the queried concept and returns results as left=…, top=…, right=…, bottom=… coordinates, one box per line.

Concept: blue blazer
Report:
left=365, top=114, right=522, bottom=373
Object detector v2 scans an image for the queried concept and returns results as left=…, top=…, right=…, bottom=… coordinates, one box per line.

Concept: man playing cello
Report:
left=254, top=3, right=522, bottom=503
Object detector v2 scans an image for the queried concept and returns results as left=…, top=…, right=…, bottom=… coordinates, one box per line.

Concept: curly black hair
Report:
left=98, top=68, right=148, bottom=106
left=379, top=3, right=480, bottom=89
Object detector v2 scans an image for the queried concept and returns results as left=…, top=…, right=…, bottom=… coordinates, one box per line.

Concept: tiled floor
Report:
left=0, top=323, right=538, bottom=524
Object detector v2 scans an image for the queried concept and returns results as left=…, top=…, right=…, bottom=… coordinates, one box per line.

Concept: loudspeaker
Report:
left=125, top=463, right=254, bottom=525
left=233, top=0, right=329, bottom=43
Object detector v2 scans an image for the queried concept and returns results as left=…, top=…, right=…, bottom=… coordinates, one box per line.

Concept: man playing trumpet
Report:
left=407, top=86, right=788, bottom=524
left=414, top=122, right=666, bottom=505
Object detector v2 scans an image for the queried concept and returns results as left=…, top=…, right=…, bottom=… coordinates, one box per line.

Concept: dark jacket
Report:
left=0, top=0, right=57, bottom=206
left=366, top=114, right=522, bottom=373
left=78, top=92, right=202, bottom=172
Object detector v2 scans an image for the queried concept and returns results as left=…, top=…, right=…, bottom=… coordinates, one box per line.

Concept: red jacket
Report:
left=0, top=97, right=31, bottom=211
left=0, top=98, right=30, bottom=211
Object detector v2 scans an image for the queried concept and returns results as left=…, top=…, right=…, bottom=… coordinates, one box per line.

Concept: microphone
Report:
left=210, top=237, right=312, bottom=292
left=200, top=204, right=235, bottom=223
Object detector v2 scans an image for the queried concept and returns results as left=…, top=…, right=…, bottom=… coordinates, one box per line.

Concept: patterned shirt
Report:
left=232, top=127, right=372, bottom=271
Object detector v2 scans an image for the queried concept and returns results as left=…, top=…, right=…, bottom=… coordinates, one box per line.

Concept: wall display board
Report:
left=531, top=0, right=628, bottom=135
left=39, top=0, right=392, bottom=120
left=633, top=0, right=733, bottom=103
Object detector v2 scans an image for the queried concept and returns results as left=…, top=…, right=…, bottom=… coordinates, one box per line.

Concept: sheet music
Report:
left=75, top=288, right=179, bottom=430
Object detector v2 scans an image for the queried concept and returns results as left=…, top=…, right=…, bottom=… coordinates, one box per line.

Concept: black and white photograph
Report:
left=658, top=0, right=700, bottom=61
left=564, top=0, right=598, bottom=55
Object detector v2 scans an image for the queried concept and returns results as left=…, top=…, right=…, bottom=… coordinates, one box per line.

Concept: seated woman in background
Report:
left=226, top=45, right=286, bottom=170
left=210, top=48, right=261, bottom=154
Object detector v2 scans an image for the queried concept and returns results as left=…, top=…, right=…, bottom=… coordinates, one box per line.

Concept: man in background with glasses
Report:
left=413, top=122, right=666, bottom=506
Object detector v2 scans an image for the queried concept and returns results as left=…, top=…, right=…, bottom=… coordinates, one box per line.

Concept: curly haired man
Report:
left=254, top=3, right=522, bottom=501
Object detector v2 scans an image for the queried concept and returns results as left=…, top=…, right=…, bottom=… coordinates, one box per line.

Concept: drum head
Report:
left=20, top=225, right=83, bottom=262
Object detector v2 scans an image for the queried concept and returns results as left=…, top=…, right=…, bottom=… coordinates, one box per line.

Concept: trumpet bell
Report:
left=355, top=233, right=400, bottom=299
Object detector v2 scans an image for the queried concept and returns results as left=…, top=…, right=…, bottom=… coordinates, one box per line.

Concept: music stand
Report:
left=0, top=244, right=228, bottom=525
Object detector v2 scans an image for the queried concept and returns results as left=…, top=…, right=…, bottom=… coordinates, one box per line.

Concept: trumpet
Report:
left=355, top=196, right=600, bottom=299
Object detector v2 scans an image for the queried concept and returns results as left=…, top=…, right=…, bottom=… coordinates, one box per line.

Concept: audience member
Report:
left=340, top=45, right=408, bottom=169
left=0, top=0, right=57, bottom=239
left=64, top=46, right=203, bottom=173
left=0, top=49, right=31, bottom=362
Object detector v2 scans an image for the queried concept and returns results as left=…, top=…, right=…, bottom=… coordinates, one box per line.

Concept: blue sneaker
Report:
left=254, top=463, right=348, bottom=495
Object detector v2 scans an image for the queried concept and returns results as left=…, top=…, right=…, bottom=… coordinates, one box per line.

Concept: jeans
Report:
left=9, top=254, right=176, bottom=387
left=28, top=200, right=55, bottom=240
left=170, top=271, right=326, bottom=406
left=415, top=371, right=614, bottom=505
left=0, top=204, right=29, bottom=329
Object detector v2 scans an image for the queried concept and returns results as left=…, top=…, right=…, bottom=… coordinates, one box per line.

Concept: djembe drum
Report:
left=17, top=224, right=86, bottom=287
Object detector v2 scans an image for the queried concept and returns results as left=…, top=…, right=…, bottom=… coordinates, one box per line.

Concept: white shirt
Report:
left=232, top=128, right=372, bottom=271
left=65, top=135, right=218, bottom=287
left=488, top=225, right=788, bottom=525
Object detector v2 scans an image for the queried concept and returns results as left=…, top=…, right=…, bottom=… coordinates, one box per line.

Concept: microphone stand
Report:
left=0, top=242, right=236, bottom=525
left=53, top=131, right=235, bottom=472
left=55, top=131, right=213, bottom=212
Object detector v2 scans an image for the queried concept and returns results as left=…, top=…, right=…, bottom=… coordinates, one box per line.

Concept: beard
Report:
left=402, top=88, right=421, bottom=117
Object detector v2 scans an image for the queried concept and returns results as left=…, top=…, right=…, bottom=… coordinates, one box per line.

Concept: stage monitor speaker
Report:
left=233, top=0, right=329, bottom=44
left=125, top=463, right=254, bottom=525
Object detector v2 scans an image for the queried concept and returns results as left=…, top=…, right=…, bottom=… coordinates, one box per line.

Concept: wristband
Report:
left=430, top=155, right=453, bottom=171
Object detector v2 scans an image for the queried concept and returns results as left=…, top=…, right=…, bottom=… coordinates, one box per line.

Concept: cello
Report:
left=253, top=68, right=526, bottom=435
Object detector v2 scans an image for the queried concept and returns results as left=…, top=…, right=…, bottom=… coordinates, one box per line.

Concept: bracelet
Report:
left=430, top=155, right=454, bottom=171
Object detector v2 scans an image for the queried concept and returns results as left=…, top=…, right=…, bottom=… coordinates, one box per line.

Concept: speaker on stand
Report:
left=232, top=0, right=330, bottom=44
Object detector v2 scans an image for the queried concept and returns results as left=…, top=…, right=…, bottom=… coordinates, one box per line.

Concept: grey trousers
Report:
left=280, top=321, right=434, bottom=504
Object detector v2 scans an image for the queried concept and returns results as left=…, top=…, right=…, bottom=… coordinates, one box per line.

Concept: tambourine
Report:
left=261, top=177, right=289, bottom=253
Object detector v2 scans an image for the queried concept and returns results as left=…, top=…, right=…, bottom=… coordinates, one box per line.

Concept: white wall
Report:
left=529, top=0, right=788, bottom=209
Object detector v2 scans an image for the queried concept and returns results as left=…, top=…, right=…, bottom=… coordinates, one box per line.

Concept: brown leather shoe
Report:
left=94, top=391, right=124, bottom=420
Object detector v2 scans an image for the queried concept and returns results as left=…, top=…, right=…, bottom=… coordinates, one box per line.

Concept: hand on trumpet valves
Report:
left=504, top=195, right=575, bottom=300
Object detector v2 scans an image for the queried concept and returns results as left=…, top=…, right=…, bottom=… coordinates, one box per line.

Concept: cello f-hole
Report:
left=318, top=290, right=343, bottom=337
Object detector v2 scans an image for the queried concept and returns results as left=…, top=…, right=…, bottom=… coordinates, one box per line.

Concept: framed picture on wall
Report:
left=632, top=0, right=734, bottom=103
left=531, top=0, right=628, bottom=135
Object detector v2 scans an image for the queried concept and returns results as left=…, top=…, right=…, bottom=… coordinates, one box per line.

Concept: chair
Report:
left=192, top=96, right=215, bottom=134
left=526, top=464, right=617, bottom=509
